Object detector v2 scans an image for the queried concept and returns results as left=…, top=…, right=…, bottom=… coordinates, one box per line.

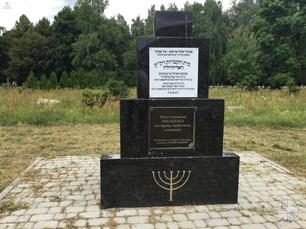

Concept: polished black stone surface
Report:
left=100, top=11, right=239, bottom=210
left=154, top=11, right=193, bottom=37
left=100, top=152, right=240, bottom=209
left=137, top=37, right=209, bottom=99
left=120, top=99, right=224, bottom=158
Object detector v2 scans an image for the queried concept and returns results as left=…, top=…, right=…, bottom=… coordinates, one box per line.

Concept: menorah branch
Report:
left=152, top=170, right=191, bottom=201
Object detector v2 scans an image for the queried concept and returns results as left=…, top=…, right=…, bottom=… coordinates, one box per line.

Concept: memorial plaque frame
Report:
left=149, top=47, right=199, bottom=98
left=137, top=37, right=209, bottom=99
left=148, top=107, right=196, bottom=151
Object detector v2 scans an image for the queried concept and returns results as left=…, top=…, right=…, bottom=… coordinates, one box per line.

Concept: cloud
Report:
left=104, top=0, right=233, bottom=24
left=0, top=0, right=232, bottom=30
left=0, top=0, right=75, bottom=29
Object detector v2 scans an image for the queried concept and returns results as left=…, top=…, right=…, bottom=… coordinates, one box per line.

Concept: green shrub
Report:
left=24, top=71, right=38, bottom=89
left=49, top=72, right=58, bottom=89
left=287, top=78, right=300, bottom=95
left=223, top=32, right=259, bottom=90
left=59, top=71, right=69, bottom=88
left=268, top=73, right=290, bottom=89
left=69, top=71, right=79, bottom=88
left=73, top=69, right=87, bottom=88
left=39, top=74, right=50, bottom=90
left=238, top=75, right=258, bottom=91
left=106, top=78, right=129, bottom=97
left=87, top=70, right=101, bottom=88
left=82, top=89, right=111, bottom=108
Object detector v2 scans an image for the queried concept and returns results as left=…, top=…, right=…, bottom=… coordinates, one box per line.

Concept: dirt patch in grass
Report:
left=0, top=124, right=305, bottom=192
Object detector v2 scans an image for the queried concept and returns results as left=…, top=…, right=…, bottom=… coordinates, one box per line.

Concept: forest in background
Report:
left=0, top=0, right=305, bottom=90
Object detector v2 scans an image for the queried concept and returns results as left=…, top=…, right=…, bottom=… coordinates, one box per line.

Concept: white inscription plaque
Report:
left=149, top=47, right=199, bottom=98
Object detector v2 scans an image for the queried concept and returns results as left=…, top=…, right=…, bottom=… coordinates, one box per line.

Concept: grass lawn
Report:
left=0, top=124, right=305, bottom=192
left=0, top=87, right=305, bottom=192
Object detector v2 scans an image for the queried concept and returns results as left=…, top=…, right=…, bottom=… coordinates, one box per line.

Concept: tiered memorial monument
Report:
left=100, top=11, right=240, bottom=209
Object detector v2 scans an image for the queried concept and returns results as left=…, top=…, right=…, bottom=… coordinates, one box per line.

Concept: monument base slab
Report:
left=100, top=152, right=239, bottom=209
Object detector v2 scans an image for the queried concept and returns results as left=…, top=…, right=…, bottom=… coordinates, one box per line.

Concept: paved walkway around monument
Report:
left=0, top=152, right=305, bottom=229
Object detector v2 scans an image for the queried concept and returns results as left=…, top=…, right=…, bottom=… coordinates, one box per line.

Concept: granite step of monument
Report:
left=121, top=98, right=224, bottom=158
left=100, top=152, right=239, bottom=209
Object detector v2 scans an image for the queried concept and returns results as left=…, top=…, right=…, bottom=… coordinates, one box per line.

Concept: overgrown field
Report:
left=0, top=88, right=119, bottom=125
left=0, top=87, right=305, bottom=191
left=0, top=87, right=305, bottom=128
left=0, top=124, right=305, bottom=192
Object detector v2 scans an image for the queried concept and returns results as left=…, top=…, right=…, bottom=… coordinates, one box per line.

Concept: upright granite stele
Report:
left=100, top=11, right=240, bottom=209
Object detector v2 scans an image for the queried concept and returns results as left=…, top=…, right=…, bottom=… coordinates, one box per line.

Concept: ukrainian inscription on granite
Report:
left=149, top=48, right=199, bottom=98
left=149, top=107, right=195, bottom=150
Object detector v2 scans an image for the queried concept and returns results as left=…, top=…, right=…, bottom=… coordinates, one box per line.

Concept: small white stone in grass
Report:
left=37, top=98, right=60, bottom=105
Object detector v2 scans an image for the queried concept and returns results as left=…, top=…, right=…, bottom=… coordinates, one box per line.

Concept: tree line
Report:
left=0, top=0, right=305, bottom=90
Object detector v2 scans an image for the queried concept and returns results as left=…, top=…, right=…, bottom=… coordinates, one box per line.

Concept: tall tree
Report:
left=121, top=39, right=137, bottom=86
left=6, top=30, right=49, bottom=84
left=185, top=0, right=230, bottom=84
left=72, top=32, right=118, bottom=71
left=52, top=6, right=80, bottom=74
left=5, top=15, right=52, bottom=84
left=167, top=3, right=179, bottom=11
left=0, top=32, right=9, bottom=83
left=4, top=15, right=34, bottom=83
left=9, top=15, right=33, bottom=38
left=35, top=17, right=52, bottom=37
left=131, top=16, right=145, bottom=38
left=227, top=0, right=258, bottom=31
left=34, top=18, right=54, bottom=76
left=144, top=5, right=155, bottom=36
left=77, top=0, right=108, bottom=17
left=75, top=0, right=108, bottom=33
left=224, top=29, right=259, bottom=89
left=252, top=0, right=305, bottom=86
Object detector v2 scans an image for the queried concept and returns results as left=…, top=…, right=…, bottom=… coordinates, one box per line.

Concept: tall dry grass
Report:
left=0, top=87, right=305, bottom=128
left=0, top=88, right=119, bottom=125
left=210, top=88, right=306, bottom=128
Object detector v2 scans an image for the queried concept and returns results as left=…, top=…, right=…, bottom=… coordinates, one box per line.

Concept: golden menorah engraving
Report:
left=152, top=170, right=191, bottom=201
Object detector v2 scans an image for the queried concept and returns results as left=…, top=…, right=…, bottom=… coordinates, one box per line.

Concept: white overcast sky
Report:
left=0, top=0, right=232, bottom=30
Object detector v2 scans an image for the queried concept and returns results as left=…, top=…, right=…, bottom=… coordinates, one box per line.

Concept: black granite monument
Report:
left=100, top=11, right=239, bottom=209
